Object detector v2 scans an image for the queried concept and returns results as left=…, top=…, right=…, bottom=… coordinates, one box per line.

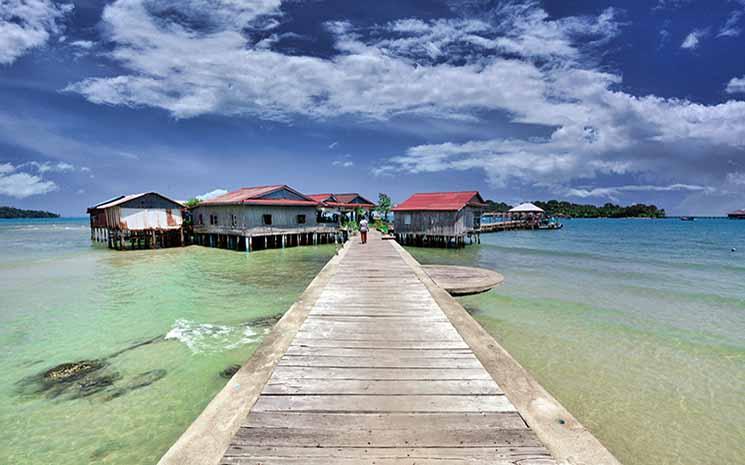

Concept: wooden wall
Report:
left=90, top=193, right=184, bottom=230
left=192, top=204, right=321, bottom=234
left=394, top=207, right=480, bottom=236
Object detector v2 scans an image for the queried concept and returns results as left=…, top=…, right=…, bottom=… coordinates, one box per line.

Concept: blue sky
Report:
left=1, top=0, right=745, bottom=215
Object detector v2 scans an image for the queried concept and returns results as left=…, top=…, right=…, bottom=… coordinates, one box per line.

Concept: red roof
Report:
left=308, top=193, right=375, bottom=209
left=200, top=185, right=319, bottom=207
left=308, top=193, right=335, bottom=203
left=392, top=191, right=486, bottom=212
left=334, top=193, right=375, bottom=206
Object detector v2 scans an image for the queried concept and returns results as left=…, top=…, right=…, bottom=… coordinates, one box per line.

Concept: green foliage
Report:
left=0, top=206, right=59, bottom=218
left=342, top=218, right=359, bottom=231
left=372, top=219, right=390, bottom=233
left=483, top=200, right=512, bottom=212
left=532, top=200, right=666, bottom=218
left=184, top=198, right=201, bottom=208
left=375, top=193, right=392, bottom=218
left=482, top=198, right=666, bottom=218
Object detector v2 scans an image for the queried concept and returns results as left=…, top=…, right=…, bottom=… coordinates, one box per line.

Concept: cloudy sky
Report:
left=1, top=0, right=745, bottom=215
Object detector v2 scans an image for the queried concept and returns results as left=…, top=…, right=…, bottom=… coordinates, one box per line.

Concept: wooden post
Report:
left=245, top=236, right=251, bottom=254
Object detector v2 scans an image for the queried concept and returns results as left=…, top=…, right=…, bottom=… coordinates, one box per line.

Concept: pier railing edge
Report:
left=390, top=239, right=623, bottom=465
left=156, top=240, right=353, bottom=465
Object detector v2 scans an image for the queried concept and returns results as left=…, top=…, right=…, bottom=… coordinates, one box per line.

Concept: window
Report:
left=404, top=214, right=412, bottom=225
left=209, top=214, right=218, bottom=225
left=231, top=214, right=237, bottom=227
left=296, top=214, right=306, bottom=224
left=198, top=214, right=203, bottom=225
left=262, top=214, right=272, bottom=225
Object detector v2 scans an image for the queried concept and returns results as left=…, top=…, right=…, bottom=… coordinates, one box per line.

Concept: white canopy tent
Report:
left=509, top=202, right=545, bottom=214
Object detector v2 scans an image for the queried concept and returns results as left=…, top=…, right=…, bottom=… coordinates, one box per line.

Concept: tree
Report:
left=376, top=193, right=392, bottom=220
left=184, top=198, right=201, bottom=208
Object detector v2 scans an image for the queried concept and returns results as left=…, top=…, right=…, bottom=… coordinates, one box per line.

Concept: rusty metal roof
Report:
left=333, top=193, right=375, bottom=206
left=200, top=185, right=319, bottom=207
left=88, top=192, right=184, bottom=212
left=308, top=193, right=336, bottom=203
left=308, top=193, right=375, bottom=208
left=392, top=191, right=486, bottom=212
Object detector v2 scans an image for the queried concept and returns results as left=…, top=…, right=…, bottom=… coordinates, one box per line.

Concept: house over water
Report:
left=87, top=192, right=185, bottom=250
left=392, top=191, right=486, bottom=248
left=192, top=185, right=342, bottom=251
left=308, top=193, right=376, bottom=223
left=728, top=209, right=745, bottom=219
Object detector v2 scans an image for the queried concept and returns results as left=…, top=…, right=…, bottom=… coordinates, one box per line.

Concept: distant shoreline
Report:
left=0, top=206, right=60, bottom=219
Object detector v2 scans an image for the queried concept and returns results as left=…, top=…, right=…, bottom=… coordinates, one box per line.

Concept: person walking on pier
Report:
left=359, top=217, right=369, bottom=244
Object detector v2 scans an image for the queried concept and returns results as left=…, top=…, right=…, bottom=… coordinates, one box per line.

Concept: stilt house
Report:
left=393, top=191, right=486, bottom=247
left=87, top=192, right=185, bottom=250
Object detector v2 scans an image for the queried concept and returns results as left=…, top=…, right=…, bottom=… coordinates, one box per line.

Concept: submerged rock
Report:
left=107, top=335, right=165, bottom=359
left=220, top=364, right=241, bottom=379
left=78, top=373, right=121, bottom=398
left=43, top=360, right=107, bottom=383
left=16, top=359, right=118, bottom=400
left=18, top=360, right=167, bottom=402
left=127, top=369, right=167, bottom=390
left=103, top=369, right=167, bottom=401
left=245, top=313, right=282, bottom=328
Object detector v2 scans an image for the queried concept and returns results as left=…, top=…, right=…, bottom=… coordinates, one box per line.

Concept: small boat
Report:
left=680, top=216, right=695, bottom=221
left=537, top=218, right=563, bottom=230
left=728, top=210, right=745, bottom=219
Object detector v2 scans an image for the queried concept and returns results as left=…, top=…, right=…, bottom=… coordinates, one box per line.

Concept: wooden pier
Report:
left=479, top=219, right=534, bottom=233
left=159, top=231, right=621, bottom=465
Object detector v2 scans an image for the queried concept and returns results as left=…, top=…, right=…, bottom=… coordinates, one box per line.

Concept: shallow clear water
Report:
left=407, top=218, right=745, bottom=465
left=0, top=218, right=336, bottom=465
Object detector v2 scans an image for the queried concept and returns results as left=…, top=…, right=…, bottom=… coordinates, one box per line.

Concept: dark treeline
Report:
left=484, top=200, right=665, bottom=218
left=0, top=206, right=60, bottom=218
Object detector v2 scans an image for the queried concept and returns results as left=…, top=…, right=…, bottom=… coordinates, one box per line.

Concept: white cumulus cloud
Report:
left=63, top=0, right=745, bottom=204
left=0, top=166, right=57, bottom=198
left=726, top=76, right=745, bottom=94
left=196, top=189, right=228, bottom=201
left=0, top=0, right=74, bottom=64
left=681, top=29, right=707, bottom=49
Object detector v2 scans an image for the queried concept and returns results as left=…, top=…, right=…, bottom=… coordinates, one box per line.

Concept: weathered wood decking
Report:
left=422, top=265, right=505, bottom=296
left=219, top=234, right=555, bottom=464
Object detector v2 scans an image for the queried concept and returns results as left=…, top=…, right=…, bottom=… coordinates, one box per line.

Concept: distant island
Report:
left=0, top=206, right=60, bottom=219
left=484, top=200, right=666, bottom=218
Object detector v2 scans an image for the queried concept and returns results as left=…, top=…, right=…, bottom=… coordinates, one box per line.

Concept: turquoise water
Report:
left=407, top=218, right=745, bottom=465
left=2, top=218, right=743, bottom=465
left=0, top=218, right=336, bottom=465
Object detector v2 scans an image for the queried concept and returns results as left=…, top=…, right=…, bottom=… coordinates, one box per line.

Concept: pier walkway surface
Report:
left=159, top=231, right=620, bottom=465
left=221, top=233, right=554, bottom=464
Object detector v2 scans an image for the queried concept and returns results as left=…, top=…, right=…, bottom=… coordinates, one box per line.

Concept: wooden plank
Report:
left=222, top=446, right=552, bottom=460
left=294, top=331, right=464, bottom=342
left=251, top=395, right=515, bottom=413
left=231, top=426, right=539, bottom=447
left=269, top=367, right=492, bottom=381
left=262, top=379, right=502, bottom=395
left=277, top=356, right=481, bottom=369
left=306, top=315, right=448, bottom=321
left=285, top=347, right=474, bottom=357
left=222, top=457, right=556, bottom=465
left=242, top=412, right=525, bottom=430
left=290, top=339, right=470, bottom=349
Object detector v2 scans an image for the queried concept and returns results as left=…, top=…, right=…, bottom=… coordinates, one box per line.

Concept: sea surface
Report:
left=407, top=218, right=745, bottom=465
left=0, top=218, right=337, bottom=465
left=1, top=218, right=743, bottom=465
